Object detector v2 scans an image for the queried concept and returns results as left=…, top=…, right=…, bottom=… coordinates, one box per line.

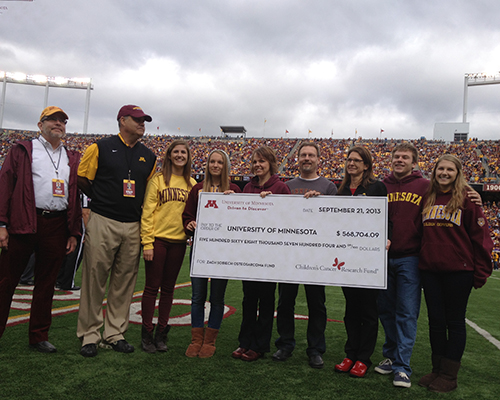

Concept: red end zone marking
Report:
left=7, top=283, right=343, bottom=327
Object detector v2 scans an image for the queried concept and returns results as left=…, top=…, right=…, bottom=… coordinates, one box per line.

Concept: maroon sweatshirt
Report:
left=383, top=171, right=429, bottom=258
left=419, top=191, right=493, bottom=288
left=243, top=174, right=291, bottom=195
left=182, top=180, right=242, bottom=235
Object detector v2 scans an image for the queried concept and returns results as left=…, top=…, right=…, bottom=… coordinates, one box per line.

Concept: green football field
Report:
left=2, top=249, right=499, bottom=400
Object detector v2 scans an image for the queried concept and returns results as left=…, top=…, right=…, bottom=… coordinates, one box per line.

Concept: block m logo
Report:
left=204, top=200, right=218, bottom=209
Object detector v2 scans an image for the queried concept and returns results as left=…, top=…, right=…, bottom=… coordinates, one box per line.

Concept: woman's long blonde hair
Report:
left=202, top=150, right=231, bottom=192
left=423, top=154, right=470, bottom=216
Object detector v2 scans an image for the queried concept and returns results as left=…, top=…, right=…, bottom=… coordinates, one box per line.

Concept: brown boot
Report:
left=185, top=327, right=204, bottom=358
left=198, top=327, right=219, bottom=358
left=418, top=354, right=442, bottom=387
left=141, top=325, right=156, bottom=353
left=154, top=325, right=170, bottom=352
left=428, top=358, right=460, bottom=393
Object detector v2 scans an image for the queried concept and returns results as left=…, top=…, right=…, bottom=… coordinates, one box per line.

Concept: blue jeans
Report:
left=190, top=277, right=228, bottom=329
left=378, top=256, right=421, bottom=375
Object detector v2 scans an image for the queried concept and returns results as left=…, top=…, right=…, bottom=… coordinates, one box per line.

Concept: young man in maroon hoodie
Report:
left=376, top=143, right=429, bottom=388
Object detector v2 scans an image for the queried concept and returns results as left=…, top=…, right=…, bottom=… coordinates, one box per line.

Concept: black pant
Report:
left=57, top=234, right=83, bottom=289
left=275, top=283, right=326, bottom=356
left=20, top=253, right=35, bottom=282
left=341, top=287, right=379, bottom=367
left=421, top=270, right=473, bottom=362
left=238, top=281, right=276, bottom=353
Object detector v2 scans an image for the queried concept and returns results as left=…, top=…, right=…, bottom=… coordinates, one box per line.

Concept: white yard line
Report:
left=466, top=318, right=500, bottom=350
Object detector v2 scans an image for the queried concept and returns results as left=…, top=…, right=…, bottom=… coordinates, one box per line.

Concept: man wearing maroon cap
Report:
left=0, top=106, right=82, bottom=352
left=77, top=105, right=156, bottom=357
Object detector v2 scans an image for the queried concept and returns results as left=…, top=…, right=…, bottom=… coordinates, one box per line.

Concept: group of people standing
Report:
left=0, top=105, right=494, bottom=395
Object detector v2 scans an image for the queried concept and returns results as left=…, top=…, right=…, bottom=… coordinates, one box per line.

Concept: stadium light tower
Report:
left=463, top=71, right=500, bottom=123
left=0, top=70, right=94, bottom=133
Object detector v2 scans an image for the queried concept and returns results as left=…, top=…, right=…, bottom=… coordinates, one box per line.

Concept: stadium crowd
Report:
left=478, top=141, right=500, bottom=180
left=1, top=130, right=498, bottom=181
left=1, top=129, right=499, bottom=253
left=484, top=201, right=500, bottom=254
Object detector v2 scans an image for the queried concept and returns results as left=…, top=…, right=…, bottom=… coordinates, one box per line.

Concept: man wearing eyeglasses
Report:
left=76, top=105, right=156, bottom=357
left=272, top=142, right=337, bottom=369
left=0, top=106, right=82, bottom=353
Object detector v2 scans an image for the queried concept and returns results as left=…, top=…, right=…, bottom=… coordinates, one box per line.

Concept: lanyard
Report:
left=125, top=145, right=135, bottom=181
left=38, top=138, right=63, bottom=178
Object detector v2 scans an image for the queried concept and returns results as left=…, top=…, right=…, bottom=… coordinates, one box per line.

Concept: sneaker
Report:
left=99, top=339, right=134, bottom=353
left=393, top=372, right=411, bottom=388
left=80, top=343, right=98, bottom=357
left=374, top=358, right=393, bottom=375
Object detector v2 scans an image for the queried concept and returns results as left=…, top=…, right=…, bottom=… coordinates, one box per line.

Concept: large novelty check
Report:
left=191, top=192, right=388, bottom=289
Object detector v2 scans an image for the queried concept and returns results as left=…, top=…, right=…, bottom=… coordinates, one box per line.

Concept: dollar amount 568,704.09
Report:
left=337, top=231, right=380, bottom=238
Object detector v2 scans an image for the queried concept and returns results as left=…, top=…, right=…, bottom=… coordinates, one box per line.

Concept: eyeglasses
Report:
left=42, top=116, right=67, bottom=125
left=130, top=116, right=146, bottom=123
left=346, top=158, right=364, bottom=164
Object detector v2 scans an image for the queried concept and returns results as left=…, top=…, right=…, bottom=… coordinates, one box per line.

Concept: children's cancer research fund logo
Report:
left=294, top=256, right=347, bottom=272
left=332, top=257, right=345, bottom=270
left=204, top=200, right=218, bottom=209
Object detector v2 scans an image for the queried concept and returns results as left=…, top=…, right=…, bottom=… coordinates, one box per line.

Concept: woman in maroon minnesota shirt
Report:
left=231, top=146, right=290, bottom=362
left=418, top=154, right=493, bottom=393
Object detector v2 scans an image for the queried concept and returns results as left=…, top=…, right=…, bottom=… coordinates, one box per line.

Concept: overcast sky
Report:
left=1, top=0, right=500, bottom=140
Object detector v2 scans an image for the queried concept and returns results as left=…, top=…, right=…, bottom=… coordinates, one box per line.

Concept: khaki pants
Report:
left=77, top=212, right=141, bottom=346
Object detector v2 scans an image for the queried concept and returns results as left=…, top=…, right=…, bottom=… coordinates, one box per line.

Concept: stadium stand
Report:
left=1, top=130, right=499, bottom=252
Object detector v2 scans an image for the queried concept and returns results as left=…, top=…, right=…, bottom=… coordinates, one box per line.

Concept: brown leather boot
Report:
left=154, top=325, right=170, bottom=352
left=185, top=327, right=204, bottom=357
left=141, top=325, right=156, bottom=353
left=428, top=358, right=460, bottom=393
left=418, top=354, right=442, bottom=387
left=198, top=327, right=219, bottom=358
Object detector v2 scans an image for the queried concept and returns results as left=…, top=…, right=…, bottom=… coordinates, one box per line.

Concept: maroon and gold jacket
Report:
left=419, top=191, right=493, bottom=288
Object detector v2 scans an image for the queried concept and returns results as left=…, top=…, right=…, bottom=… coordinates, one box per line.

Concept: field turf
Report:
left=1, top=249, right=499, bottom=400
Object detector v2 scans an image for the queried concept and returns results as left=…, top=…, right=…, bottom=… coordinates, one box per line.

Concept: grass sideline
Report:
left=1, top=250, right=499, bottom=400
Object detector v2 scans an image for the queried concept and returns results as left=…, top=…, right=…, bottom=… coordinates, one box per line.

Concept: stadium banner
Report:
left=191, top=192, right=388, bottom=289
left=484, top=183, right=500, bottom=192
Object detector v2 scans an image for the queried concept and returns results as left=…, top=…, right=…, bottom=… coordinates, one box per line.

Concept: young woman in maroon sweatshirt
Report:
left=231, top=146, right=290, bottom=362
left=419, top=154, right=493, bottom=393
left=182, top=150, right=241, bottom=358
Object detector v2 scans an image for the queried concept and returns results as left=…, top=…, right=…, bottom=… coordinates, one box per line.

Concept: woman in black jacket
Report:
left=334, top=146, right=388, bottom=378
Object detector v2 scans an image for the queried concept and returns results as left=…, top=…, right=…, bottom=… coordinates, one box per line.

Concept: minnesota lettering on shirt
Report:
left=422, top=205, right=462, bottom=226
left=387, top=191, right=422, bottom=206
left=159, top=187, right=189, bottom=205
